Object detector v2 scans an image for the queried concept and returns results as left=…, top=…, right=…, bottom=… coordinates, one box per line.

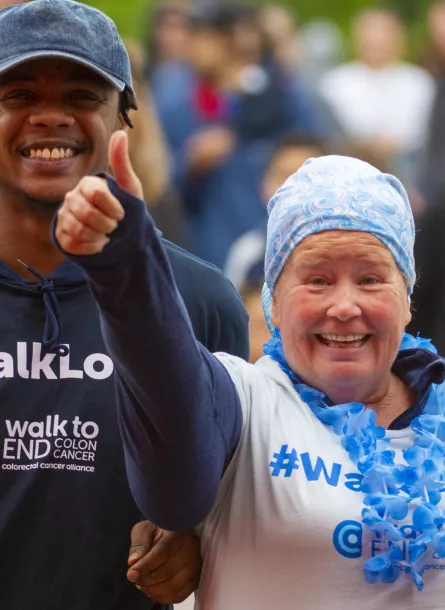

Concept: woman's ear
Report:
left=405, top=295, right=412, bottom=327
left=270, top=293, right=280, bottom=329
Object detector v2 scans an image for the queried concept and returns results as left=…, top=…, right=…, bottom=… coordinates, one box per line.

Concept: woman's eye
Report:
left=360, top=276, right=380, bottom=285
left=309, top=277, right=328, bottom=286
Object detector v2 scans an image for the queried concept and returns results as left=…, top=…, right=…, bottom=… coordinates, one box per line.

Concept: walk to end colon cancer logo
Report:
left=333, top=520, right=445, bottom=572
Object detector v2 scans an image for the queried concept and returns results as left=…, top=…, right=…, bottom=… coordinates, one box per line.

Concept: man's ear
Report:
left=116, top=114, right=128, bottom=130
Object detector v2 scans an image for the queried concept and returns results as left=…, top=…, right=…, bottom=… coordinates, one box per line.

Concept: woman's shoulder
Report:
left=214, top=353, right=302, bottom=403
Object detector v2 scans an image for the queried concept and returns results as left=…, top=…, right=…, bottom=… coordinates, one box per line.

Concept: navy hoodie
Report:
left=0, top=231, right=248, bottom=609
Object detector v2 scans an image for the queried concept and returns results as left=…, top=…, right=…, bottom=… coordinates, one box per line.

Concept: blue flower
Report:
left=400, top=333, right=438, bottom=354
left=364, top=546, right=404, bottom=585
left=364, top=493, right=410, bottom=520
left=362, top=508, right=403, bottom=541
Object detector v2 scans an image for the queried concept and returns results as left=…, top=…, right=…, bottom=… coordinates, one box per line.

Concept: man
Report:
left=0, top=1, right=249, bottom=609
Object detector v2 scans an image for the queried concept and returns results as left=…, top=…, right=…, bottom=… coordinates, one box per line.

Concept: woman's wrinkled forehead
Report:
left=278, top=231, right=403, bottom=282
left=262, top=155, right=415, bottom=332
left=265, top=155, right=415, bottom=294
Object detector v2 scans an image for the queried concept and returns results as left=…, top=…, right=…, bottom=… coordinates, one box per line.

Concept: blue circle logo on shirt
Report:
left=333, top=520, right=362, bottom=558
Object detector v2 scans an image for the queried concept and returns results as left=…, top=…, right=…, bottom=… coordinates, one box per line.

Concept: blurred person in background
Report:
left=407, top=194, right=445, bottom=354
left=417, top=2, right=445, bottom=202
left=319, top=8, right=435, bottom=186
left=0, top=0, right=27, bottom=6
left=258, top=4, right=300, bottom=73
left=421, top=1, right=445, bottom=78
left=126, top=38, right=188, bottom=246
left=238, top=259, right=270, bottom=364
left=298, top=19, right=345, bottom=87
left=126, top=39, right=171, bottom=208
left=224, top=134, right=326, bottom=290
left=145, top=2, right=190, bottom=82
left=152, top=3, right=330, bottom=269
left=408, top=1, right=445, bottom=350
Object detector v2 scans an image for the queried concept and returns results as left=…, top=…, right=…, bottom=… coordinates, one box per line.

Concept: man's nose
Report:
left=28, top=104, right=75, bottom=129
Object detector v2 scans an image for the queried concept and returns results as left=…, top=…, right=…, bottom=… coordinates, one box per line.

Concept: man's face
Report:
left=0, top=58, right=121, bottom=208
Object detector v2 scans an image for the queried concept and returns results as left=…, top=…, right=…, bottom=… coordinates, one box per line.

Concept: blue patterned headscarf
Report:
left=262, top=155, right=415, bottom=332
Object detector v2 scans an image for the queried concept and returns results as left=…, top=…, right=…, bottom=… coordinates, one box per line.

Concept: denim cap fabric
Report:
left=262, top=155, right=415, bottom=333
left=0, top=0, right=134, bottom=95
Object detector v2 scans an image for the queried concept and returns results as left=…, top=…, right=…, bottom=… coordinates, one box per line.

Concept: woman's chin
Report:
left=315, top=365, right=378, bottom=404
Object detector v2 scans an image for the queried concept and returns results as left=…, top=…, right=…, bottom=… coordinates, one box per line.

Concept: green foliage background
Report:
left=83, top=0, right=436, bottom=49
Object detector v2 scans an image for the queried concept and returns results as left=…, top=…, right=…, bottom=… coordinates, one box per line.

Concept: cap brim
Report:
left=0, top=50, right=127, bottom=92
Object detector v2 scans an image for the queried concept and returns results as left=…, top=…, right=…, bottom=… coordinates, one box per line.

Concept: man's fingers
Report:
left=134, top=562, right=198, bottom=605
left=108, top=130, right=143, bottom=200
left=58, top=210, right=115, bottom=242
left=75, top=177, right=124, bottom=221
left=56, top=230, right=109, bottom=255
left=55, top=176, right=124, bottom=256
left=128, top=521, right=158, bottom=566
left=128, top=530, right=185, bottom=578
left=126, top=529, right=201, bottom=604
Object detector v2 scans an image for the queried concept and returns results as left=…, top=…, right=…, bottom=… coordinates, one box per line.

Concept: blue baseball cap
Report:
left=0, top=0, right=134, bottom=96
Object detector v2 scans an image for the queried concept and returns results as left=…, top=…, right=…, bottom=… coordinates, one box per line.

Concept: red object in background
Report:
left=195, top=81, right=225, bottom=120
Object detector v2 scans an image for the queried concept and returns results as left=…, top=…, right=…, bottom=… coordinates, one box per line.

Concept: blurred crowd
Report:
left=126, top=0, right=445, bottom=360
left=4, top=0, right=445, bottom=360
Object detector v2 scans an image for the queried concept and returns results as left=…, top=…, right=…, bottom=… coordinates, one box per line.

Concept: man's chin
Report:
left=23, top=192, right=63, bottom=216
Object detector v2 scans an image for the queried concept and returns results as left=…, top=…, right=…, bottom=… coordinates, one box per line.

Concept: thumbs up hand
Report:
left=55, top=131, right=143, bottom=255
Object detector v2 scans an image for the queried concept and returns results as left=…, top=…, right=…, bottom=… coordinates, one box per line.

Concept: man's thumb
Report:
left=108, top=130, right=143, bottom=199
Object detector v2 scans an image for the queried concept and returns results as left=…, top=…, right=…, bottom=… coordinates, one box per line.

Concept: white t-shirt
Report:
left=319, top=61, right=435, bottom=151
left=196, top=354, right=445, bottom=609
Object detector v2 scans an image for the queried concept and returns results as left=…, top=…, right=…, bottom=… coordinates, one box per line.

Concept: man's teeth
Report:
left=28, top=148, right=75, bottom=159
left=320, top=333, right=367, bottom=342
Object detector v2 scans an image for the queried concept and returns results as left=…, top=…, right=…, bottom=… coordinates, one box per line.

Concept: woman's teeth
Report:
left=318, top=333, right=369, bottom=346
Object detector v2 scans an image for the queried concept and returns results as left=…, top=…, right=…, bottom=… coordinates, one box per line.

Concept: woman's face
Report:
left=271, top=231, right=411, bottom=405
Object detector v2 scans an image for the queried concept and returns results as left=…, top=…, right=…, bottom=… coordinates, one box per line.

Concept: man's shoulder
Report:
left=162, top=238, right=233, bottom=285
left=162, top=239, right=249, bottom=358
left=162, top=237, right=245, bottom=313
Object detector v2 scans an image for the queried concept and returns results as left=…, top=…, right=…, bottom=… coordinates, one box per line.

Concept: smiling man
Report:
left=0, top=1, right=249, bottom=609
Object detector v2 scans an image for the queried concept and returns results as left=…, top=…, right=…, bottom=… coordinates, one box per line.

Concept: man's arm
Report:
left=53, top=131, right=243, bottom=530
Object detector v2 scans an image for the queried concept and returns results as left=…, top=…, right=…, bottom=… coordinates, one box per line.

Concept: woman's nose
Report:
left=326, top=285, right=362, bottom=321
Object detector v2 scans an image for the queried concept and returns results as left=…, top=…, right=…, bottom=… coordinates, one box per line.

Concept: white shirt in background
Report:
left=319, top=62, right=436, bottom=152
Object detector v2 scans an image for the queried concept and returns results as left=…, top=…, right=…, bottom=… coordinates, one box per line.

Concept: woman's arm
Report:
left=54, top=175, right=243, bottom=530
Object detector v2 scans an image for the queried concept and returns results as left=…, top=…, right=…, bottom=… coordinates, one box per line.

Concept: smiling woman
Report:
left=55, top=153, right=445, bottom=609
left=270, top=230, right=412, bottom=411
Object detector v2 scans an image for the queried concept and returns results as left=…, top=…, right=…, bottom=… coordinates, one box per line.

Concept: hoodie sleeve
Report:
left=52, top=176, right=243, bottom=530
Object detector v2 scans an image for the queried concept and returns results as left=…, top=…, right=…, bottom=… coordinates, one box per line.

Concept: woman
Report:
left=55, top=152, right=445, bottom=608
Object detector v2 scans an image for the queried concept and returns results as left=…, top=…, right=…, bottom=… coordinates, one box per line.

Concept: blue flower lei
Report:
left=263, top=331, right=445, bottom=591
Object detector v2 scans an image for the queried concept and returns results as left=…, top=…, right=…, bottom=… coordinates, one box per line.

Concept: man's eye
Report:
left=70, top=92, right=101, bottom=103
left=2, top=91, right=34, bottom=102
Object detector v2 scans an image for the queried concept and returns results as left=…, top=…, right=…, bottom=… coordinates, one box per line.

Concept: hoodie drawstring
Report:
left=19, top=261, right=69, bottom=357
